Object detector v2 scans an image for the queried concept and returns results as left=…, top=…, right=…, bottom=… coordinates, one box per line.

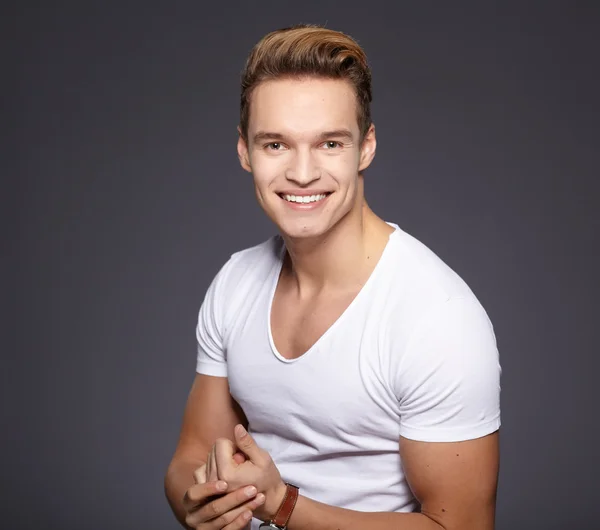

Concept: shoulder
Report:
left=381, top=226, right=490, bottom=332
left=212, top=234, right=284, bottom=293
left=390, top=227, right=475, bottom=301
left=374, top=226, right=497, bottom=367
left=196, top=234, right=283, bottom=349
left=377, top=228, right=500, bottom=436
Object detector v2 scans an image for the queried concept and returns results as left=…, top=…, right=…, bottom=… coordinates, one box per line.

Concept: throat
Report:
left=281, top=215, right=395, bottom=294
left=270, top=280, right=363, bottom=361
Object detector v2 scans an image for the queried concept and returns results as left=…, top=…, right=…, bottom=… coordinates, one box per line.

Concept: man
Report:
left=165, top=24, right=501, bottom=530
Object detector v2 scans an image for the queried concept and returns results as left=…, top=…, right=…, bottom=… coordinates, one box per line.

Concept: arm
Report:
left=217, top=426, right=498, bottom=530
left=211, top=295, right=501, bottom=528
left=164, top=373, right=248, bottom=527
left=286, top=431, right=498, bottom=530
left=280, top=298, right=501, bottom=528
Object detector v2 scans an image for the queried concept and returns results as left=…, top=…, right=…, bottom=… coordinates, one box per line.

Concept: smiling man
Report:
left=165, top=25, right=501, bottom=530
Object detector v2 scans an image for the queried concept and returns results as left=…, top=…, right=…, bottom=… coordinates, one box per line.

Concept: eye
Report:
left=322, top=141, right=342, bottom=149
left=266, top=142, right=285, bottom=151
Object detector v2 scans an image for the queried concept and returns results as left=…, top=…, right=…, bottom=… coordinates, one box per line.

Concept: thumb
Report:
left=234, top=424, right=262, bottom=462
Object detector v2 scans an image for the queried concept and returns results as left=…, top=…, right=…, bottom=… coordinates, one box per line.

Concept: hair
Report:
left=239, top=24, right=373, bottom=143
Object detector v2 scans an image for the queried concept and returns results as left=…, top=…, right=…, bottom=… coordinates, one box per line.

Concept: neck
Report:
left=280, top=201, right=394, bottom=295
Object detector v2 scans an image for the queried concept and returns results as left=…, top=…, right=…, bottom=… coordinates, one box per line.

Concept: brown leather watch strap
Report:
left=272, top=483, right=299, bottom=528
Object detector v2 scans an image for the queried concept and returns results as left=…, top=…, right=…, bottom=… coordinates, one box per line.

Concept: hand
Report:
left=206, top=446, right=247, bottom=483
left=211, top=425, right=287, bottom=522
left=182, top=463, right=265, bottom=529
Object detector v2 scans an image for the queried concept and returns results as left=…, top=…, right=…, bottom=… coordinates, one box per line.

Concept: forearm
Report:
left=164, top=457, right=205, bottom=529
left=286, top=495, right=444, bottom=530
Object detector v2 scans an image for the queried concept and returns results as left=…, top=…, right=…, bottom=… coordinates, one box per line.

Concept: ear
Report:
left=358, top=123, right=377, bottom=172
left=237, top=126, right=252, bottom=173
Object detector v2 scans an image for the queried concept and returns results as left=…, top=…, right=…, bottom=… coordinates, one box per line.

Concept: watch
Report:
left=259, top=483, right=299, bottom=530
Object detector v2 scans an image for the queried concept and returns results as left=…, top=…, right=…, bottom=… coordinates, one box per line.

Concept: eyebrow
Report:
left=252, top=129, right=355, bottom=143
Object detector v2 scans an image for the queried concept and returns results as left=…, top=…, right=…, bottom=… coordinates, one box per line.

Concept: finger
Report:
left=233, top=452, right=246, bottom=465
left=194, top=463, right=207, bottom=484
left=210, top=494, right=263, bottom=530
left=186, top=489, right=264, bottom=529
left=206, top=446, right=217, bottom=483
left=209, top=446, right=219, bottom=482
left=233, top=425, right=262, bottom=462
left=222, top=507, right=254, bottom=530
left=210, top=493, right=265, bottom=530
left=183, top=480, right=228, bottom=512
left=215, top=438, right=237, bottom=479
left=206, top=447, right=213, bottom=482
left=188, top=496, right=258, bottom=530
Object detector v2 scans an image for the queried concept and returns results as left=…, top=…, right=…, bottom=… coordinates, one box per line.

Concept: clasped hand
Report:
left=183, top=425, right=287, bottom=529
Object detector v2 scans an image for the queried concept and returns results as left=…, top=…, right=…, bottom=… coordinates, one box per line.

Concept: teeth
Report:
left=282, top=194, right=328, bottom=203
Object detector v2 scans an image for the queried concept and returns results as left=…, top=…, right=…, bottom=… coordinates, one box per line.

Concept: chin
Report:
left=279, top=225, right=326, bottom=240
left=261, top=193, right=352, bottom=240
left=274, top=215, right=340, bottom=241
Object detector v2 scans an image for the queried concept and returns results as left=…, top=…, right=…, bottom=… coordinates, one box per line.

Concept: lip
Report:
left=278, top=191, right=332, bottom=211
left=277, top=190, right=332, bottom=196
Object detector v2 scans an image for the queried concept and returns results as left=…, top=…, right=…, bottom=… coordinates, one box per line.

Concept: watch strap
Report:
left=272, top=482, right=299, bottom=528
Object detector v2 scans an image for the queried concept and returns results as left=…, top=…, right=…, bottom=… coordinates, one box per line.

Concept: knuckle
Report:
left=187, top=486, right=200, bottom=502
left=184, top=489, right=195, bottom=504
left=216, top=510, right=235, bottom=527
left=208, top=498, right=221, bottom=518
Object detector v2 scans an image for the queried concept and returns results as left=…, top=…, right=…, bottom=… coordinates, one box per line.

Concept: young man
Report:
left=165, top=25, right=501, bottom=530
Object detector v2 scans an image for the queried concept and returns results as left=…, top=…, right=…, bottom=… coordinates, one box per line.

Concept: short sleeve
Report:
left=396, top=296, right=501, bottom=442
left=195, top=263, right=229, bottom=378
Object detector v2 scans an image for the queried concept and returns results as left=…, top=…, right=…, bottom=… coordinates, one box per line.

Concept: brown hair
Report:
left=239, top=24, right=373, bottom=143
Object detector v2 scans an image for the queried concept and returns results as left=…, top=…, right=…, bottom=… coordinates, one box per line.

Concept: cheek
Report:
left=251, top=157, right=284, bottom=188
left=323, top=154, right=360, bottom=185
left=251, top=151, right=360, bottom=190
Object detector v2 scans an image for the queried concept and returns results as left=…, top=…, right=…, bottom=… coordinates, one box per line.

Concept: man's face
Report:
left=237, top=77, right=376, bottom=239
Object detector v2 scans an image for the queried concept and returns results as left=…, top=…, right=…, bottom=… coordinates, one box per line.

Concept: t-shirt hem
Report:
left=399, top=417, right=501, bottom=442
left=196, top=360, right=228, bottom=378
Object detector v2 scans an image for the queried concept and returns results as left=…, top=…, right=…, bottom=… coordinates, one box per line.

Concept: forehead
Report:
left=248, top=77, right=360, bottom=139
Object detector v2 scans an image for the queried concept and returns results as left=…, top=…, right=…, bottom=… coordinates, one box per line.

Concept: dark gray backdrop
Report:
left=8, top=2, right=599, bottom=530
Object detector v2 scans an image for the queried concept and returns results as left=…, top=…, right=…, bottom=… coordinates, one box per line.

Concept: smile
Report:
left=281, top=193, right=329, bottom=203
left=278, top=192, right=332, bottom=210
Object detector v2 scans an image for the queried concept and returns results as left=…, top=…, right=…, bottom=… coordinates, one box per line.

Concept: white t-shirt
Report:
left=196, top=223, right=501, bottom=526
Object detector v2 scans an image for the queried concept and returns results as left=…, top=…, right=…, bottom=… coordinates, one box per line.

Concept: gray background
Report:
left=7, top=2, right=599, bottom=529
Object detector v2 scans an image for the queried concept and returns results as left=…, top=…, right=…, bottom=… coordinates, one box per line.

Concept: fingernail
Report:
left=243, top=510, right=252, bottom=521
left=235, top=424, right=247, bottom=438
left=256, top=493, right=265, bottom=504
left=245, top=485, right=257, bottom=497
left=216, top=481, right=228, bottom=491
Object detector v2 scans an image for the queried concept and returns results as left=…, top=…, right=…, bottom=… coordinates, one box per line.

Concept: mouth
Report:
left=278, top=192, right=332, bottom=207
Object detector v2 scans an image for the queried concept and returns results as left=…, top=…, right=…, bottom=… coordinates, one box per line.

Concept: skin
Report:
left=239, top=77, right=375, bottom=241
left=203, top=425, right=499, bottom=530
left=164, top=77, right=500, bottom=529
left=164, top=375, right=260, bottom=529
left=237, top=77, right=391, bottom=295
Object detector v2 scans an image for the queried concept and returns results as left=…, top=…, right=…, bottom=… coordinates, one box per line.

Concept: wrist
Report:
left=259, top=482, right=300, bottom=529
left=259, top=480, right=288, bottom=521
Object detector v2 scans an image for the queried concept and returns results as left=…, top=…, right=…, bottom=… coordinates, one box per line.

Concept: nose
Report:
left=285, top=148, right=320, bottom=185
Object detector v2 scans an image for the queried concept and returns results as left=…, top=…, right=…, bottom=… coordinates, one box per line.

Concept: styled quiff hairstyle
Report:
left=240, top=24, right=373, bottom=143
